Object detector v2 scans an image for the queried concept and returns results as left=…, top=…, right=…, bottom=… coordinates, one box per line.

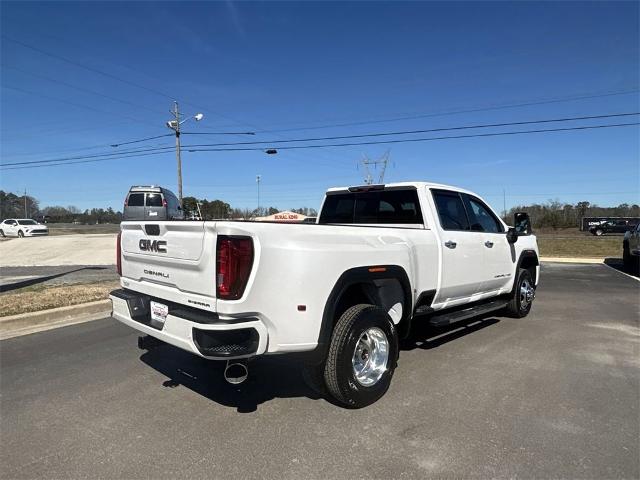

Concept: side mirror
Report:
left=506, top=227, right=518, bottom=244
left=514, top=212, right=532, bottom=235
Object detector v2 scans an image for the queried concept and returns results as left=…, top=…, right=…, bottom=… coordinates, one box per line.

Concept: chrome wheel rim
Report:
left=520, top=278, right=534, bottom=309
left=351, top=327, right=389, bottom=387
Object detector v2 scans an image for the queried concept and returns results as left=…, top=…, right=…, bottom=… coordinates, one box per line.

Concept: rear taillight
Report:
left=162, top=198, right=167, bottom=207
left=216, top=236, right=254, bottom=300
left=116, top=232, right=122, bottom=276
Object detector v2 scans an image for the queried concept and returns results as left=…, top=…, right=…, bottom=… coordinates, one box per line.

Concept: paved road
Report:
left=0, top=265, right=118, bottom=293
left=1, top=264, right=638, bottom=479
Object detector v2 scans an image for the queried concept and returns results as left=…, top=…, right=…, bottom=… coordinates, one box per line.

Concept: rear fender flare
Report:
left=311, top=265, right=412, bottom=362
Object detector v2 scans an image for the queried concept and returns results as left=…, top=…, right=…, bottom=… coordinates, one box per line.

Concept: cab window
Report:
left=432, top=190, right=470, bottom=231
left=463, top=195, right=504, bottom=233
left=319, top=189, right=423, bottom=224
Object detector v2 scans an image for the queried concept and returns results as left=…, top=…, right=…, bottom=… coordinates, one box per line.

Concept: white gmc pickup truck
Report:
left=111, top=182, right=539, bottom=408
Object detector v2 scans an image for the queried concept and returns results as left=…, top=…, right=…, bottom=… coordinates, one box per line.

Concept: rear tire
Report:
left=505, top=268, right=535, bottom=318
left=595, top=229, right=603, bottom=236
left=324, top=304, right=398, bottom=408
left=17, top=230, right=24, bottom=238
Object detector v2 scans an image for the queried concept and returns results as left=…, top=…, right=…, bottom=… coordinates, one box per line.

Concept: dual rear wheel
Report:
left=308, top=270, right=536, bottom=408
left=305, top=304, right=398, bottom=409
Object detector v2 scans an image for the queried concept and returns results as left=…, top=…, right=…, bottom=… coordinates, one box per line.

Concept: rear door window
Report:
left=127, top=193, right=144, bottom=206
left=146, top=193, right=163, bottom=207
left=319, top=189, right=423, bottom=224
left=432, top=190, right=470, bottom=231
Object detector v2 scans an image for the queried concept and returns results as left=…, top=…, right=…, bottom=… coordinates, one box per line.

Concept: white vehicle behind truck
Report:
left=111, top=182, right=539, bottom=408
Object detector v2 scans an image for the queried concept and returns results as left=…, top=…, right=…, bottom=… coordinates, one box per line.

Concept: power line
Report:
left=180, top=112, right=639, bottom=149
left=181, top=131, right=256, bottom=136
left=110, top=134, right=174, bottom=147
left=4, top=111, right=636, bottom=167
left=186, top=122, right=639, bottom=153
left=2, top=122, right=637, bottom=171
left=2, top=64, right=167, bottom=116
left=0, top=151, right=170, bottom=171
left=2, top=85, right=156, bottom=127
left=256, top=89, right=640, bottom=133
left=1, top=145, right=174, bottom=167
left=1, top=35, right=254, bottom=128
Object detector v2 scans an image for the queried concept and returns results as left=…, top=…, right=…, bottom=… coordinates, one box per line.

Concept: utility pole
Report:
left=256, top=175, right=261, bottom=213
left=24, top=188, right=28, bottom=218
left=171, top=101, right=184, bottom=203
left=503, top=188, right=507, bottom=220
left=166, top=102, right=204, bottom=204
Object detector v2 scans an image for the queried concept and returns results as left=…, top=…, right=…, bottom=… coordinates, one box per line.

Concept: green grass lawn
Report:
left=46, top=223, right=121, bottom=236
left=536, top=233, right=622, bottom=258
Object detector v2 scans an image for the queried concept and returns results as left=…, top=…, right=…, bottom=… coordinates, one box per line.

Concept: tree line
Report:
left=0, top=190, right=318, bottom=224
left=6, top=189, right=635, bottom=229
left=505, top=200, right=640, bottom=229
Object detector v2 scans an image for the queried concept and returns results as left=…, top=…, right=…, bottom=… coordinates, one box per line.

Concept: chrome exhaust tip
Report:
left=224, top=360, right=249, bottom=385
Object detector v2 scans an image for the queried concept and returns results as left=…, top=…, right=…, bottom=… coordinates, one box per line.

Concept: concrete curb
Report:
left=540, top=257, right=606, bottom=264
left=0, top=299, right=111, bottom=340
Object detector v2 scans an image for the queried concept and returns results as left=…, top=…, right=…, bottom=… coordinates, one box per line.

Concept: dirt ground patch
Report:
left=0, top=280, right=119, bottom=317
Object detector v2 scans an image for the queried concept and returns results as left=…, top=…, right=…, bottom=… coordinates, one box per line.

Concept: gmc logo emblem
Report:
left=139, top=239, right=167, bottom=253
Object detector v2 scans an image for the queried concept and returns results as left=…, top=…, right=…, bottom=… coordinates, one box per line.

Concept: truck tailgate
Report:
left=120, top=221, right=217, bottom=310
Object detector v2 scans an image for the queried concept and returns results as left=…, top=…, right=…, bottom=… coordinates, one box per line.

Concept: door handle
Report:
left=444, top=240, right=457, bottom=249
left=484, top=241, right=494, bottom=248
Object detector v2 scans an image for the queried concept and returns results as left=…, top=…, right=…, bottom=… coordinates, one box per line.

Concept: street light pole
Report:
left=256, top=175, right=261, bottom=213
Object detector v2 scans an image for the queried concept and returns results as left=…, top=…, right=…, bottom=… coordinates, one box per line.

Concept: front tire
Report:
left=0, top=229, right=4, bottom=238
left=595, top=229, right=604, bottom=236
left=17, top=230, right=24, bottom=238
left=324, top=304, right=398, bottom=408
left=505, top=268, right=535, bottom=318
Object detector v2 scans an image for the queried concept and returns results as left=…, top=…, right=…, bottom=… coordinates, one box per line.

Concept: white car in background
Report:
left=0, top=219, right=49, bottom=238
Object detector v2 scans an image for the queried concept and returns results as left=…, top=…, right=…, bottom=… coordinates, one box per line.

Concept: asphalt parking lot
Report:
left=1, top=263, right=638, bottom=479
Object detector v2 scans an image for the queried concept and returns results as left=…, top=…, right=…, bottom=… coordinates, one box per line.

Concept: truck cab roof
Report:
left=326, top=181, right=476, bottom=196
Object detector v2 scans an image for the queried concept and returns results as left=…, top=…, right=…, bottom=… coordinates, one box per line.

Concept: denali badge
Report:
left=139, top=239, right=167, bottom=253
left=144, top=269, right=169, bottom=278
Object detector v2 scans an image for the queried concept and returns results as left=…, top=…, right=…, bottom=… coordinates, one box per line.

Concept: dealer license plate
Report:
left=150, top=301, right=169, bottom=325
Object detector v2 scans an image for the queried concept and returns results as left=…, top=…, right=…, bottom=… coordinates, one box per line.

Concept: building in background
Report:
left=255, top=211, right=308, bottom=222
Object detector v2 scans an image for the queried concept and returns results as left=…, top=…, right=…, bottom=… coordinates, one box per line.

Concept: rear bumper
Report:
left=110, top=289, right=268, bottom=360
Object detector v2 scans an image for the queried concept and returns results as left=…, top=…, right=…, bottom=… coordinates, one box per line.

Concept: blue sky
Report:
left=1, top=1, right=638, bottom=212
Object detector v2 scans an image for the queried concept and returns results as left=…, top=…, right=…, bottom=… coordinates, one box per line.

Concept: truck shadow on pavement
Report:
left=0, top=266, right=109, bottom=293
left=401, top=315, right=501, bottom=351
left=139, top=315, right=501, bottom=412
left=140, top=347, right=323, bottom=413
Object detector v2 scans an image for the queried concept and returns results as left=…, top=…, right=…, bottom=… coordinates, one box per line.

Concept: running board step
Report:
left=428, top=299, right=508, bottom=327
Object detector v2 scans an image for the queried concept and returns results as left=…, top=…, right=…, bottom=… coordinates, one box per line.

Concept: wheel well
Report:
left=310, top=266, right=412, bottom=363
left=519, top=253, right=539, bottom=284
left=333, top=283, right=376, bottom=325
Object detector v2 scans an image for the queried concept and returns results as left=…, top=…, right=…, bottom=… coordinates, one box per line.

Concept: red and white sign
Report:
left=255, top=211, right=308, bottom=222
